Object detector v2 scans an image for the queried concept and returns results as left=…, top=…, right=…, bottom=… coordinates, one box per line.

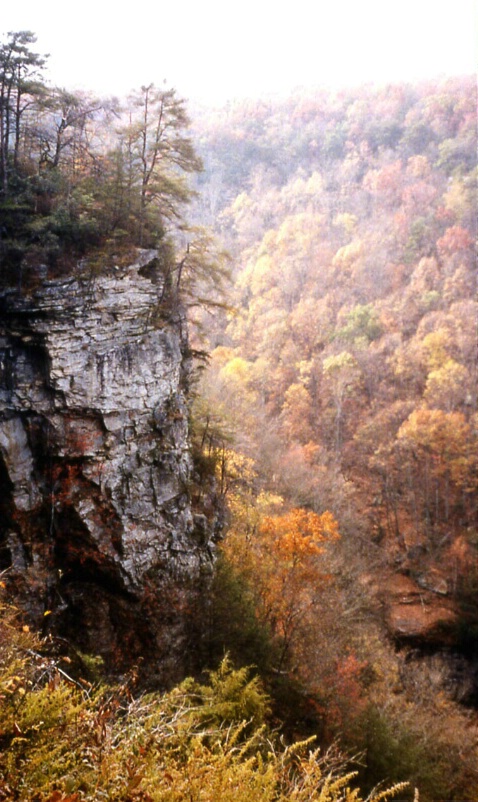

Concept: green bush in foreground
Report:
left=0, top=605, right=411, bottom=801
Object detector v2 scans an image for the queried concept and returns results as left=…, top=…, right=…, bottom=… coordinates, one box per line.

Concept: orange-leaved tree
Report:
left=223, top=506, right=340, bottom=672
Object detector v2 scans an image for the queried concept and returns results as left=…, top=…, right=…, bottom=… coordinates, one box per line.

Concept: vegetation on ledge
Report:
left=0, top=31, right=229, bottom=317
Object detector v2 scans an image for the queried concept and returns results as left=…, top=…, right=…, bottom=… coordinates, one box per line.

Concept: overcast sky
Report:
left=1, top=0, right=476, bottom=105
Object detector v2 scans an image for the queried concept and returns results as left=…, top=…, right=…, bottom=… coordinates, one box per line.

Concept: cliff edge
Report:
left=0, top=252, right=216, bottom=682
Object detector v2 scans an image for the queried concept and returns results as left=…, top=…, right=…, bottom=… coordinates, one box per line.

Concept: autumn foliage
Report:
left=224, top=507, right=339, bottom=667
left=192, top=74, right=477, bottom=799
left=1, top=30, right=477, bottom=800
left=193, top=73, right=476, bottom=571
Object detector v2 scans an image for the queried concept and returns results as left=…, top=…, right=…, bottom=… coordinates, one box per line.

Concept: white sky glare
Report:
left=1, top=0, right=476, bottom=104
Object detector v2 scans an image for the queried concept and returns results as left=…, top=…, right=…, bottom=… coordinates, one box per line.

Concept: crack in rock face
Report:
left=0, top=252, right=216, bottom=682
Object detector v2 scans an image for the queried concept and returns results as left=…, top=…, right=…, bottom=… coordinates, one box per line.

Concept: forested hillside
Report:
left=187, top=77, right=478, bottom=798
left=192, top=76, right=476, bottom=590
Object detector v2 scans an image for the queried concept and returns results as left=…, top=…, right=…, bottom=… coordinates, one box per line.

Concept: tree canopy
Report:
left=0, top=30, right=230, bottom=314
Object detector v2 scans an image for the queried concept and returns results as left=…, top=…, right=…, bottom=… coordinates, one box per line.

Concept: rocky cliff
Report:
left=0, top=252, right=217, bottom=682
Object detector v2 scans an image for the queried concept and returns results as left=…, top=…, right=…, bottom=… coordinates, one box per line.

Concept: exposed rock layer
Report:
left=381, top=572, right=458, bottom=645
left=0, top=252, right=216, bottom=681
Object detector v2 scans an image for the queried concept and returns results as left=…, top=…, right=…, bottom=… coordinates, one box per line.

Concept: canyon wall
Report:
left=0, top=252, right=217, bottom=682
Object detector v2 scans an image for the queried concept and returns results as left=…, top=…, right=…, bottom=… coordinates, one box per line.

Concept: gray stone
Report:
left=0, top=251, right=217, bottom=682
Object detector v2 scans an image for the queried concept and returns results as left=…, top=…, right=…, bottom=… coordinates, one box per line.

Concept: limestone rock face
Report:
left=0, top=252, right=216, bottom=681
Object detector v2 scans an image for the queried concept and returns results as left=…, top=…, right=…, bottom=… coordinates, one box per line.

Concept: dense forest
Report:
left=0, top=30, right=477, bottom=801
left=192, top=76, right=477, bottom=594
left=188, top=75, right=478, bottom=798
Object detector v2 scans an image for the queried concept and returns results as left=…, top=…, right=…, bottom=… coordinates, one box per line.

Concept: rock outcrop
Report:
left=382, top=572, right=458, bottom=646
left=0, top=252, right=217, bottom=682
